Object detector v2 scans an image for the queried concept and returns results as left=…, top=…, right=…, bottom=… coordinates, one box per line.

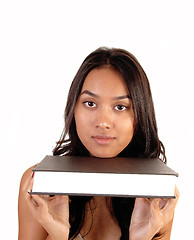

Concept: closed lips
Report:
left=92, top=135, right=116, bottom=144
left=92, top=135, right=115, bottom=139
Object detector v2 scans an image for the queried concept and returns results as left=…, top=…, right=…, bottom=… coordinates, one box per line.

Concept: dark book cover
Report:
left=33, top=155, right=178, bottom=176
left=31, top=156, right=178, bottom=198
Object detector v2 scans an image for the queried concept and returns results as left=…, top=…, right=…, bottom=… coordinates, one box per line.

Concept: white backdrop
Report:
left=0, top=0, right=193, bottom=239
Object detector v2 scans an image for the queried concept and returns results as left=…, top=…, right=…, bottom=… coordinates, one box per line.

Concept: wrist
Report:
left=129, top=234, right=151, bottom=240
left=47, top=226, right=70, bottom=240
left=49, top=232, right=69, bottom=240
left=45, top=218, right=70, bottom=240
left=129, top=231, right=152, bottom=240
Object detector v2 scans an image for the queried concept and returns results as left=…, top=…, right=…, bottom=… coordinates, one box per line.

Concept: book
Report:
left=31, top=155, right=178, bottom=198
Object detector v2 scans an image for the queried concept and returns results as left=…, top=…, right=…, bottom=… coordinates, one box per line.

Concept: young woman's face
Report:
left=74, top=66, right=134, bottom=158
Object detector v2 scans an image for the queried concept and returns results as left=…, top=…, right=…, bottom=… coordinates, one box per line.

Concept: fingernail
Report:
left=32, top=172, right=35, bottom=178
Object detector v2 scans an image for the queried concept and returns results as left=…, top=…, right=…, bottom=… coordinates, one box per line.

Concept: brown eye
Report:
left=114, top=105, right=128, bottom=111
left=84, top=101, right=96, bottom=108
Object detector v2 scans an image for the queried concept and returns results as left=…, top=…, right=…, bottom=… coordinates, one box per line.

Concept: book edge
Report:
left=29, top=191, right=176, bottom=199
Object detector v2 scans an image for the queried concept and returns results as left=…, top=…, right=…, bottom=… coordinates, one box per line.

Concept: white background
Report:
left=0, top=0, right=193, bottom=239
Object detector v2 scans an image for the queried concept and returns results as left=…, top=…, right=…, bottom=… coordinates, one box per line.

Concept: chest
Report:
left=79, top=213, right=121, bottom=240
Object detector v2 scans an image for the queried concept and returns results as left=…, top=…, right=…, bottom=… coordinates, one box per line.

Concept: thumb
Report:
left=151, top=199, right=160, bottom=211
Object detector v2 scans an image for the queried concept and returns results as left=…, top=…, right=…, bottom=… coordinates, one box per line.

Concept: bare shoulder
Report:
left=18, top=164, right=48, bottom=240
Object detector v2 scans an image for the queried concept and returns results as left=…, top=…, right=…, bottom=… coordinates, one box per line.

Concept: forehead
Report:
left=81, top=67, right=129, bottom=96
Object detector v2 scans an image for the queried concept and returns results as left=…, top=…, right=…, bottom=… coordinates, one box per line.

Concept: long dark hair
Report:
left=53, top=47, right=166, bottom=239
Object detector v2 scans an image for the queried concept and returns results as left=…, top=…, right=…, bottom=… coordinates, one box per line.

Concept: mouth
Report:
left=92, top=135, right=116, bottom=145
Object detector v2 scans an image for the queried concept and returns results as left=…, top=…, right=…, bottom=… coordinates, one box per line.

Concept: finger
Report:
left=27, top=176, right=34, bottom=193
left=149, top=197, right=170, bottom=210
left=24, top=172, right=35, bottom=203
left=51, top=195, right=70, bottom=217
left=159, top=199, right=168, bottom=209
left=24, top=171, right=33, bottom=190
left=40, top=195, right=69, bottom=204
left=53, top=195, right=69, bottom=203
left=151, top=198, right=160, bottom=212
left=50, top=195, right=70, bottom=227
left=161, top=186, right=180, bottom=215
left=41, top=195, right=56, bottom=201
left=31, top=194, right=48, bottom=207
left=25, top=193, right=41, bottom=216
left=28, top=194, right=51, bottom=224
left=174, top=185, right=180, bottom=200
left=133, top=197, right=149, bottom=210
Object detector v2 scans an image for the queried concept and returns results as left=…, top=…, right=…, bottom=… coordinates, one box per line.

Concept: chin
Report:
left=90, top=151, right=118, bottom=159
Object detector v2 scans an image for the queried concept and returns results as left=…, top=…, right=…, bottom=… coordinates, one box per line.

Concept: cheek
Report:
left=75, top=113, right=84, bottom=137
left=74, top=109, right=92, bottom=142
left=117, top=118, right=134, bottom=144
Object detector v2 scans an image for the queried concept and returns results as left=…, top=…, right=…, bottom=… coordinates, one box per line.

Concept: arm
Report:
left=18, top=165, right=70, bottom=240
left=18, top=166, right=48, bottom=240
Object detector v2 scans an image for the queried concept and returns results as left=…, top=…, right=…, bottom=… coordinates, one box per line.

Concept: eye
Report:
left=84, top=101, right=96, bottom=108
left=114, top=105, right=128, bottom=111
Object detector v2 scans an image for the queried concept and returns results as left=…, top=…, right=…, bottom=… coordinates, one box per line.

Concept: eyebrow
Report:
left=80, top=90, right=131, bottom=100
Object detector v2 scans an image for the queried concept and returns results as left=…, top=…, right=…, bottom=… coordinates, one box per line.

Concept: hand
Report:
left=25, top=172, right=70, bottom=240
left=129, top=186, right=179, bottom=240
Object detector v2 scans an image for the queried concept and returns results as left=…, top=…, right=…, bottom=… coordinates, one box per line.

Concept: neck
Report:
left=80, top=197, right=121, bottom=240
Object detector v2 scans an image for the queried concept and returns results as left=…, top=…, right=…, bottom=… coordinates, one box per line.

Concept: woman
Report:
left=18, top=47, right=179, bottom=240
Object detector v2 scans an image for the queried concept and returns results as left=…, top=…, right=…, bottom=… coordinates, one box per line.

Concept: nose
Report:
left=95, top=107, right=113, bottom=129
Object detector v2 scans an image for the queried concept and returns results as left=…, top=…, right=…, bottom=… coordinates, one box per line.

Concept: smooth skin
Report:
left=74, top=66, right=135, bottom=158
left=18, top=67, right=179, bottom=240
